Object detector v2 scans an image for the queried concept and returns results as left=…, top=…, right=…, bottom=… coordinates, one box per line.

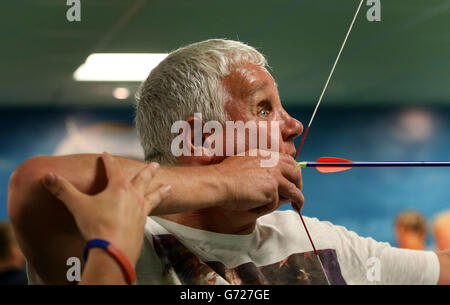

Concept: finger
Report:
left=298, top=167, right=303, bottom=191
left=143, top=185, right=172, bottom=215
left=131, top=162, right=160, bottom=194
left=278, top=176, right=304, bottom=207
left=279, top=195, right=291, bottom=205
left=280, top=154, right=302, bottom=186
left=291, top=202, right=303, bottom=213
left=248, top=201, right=278, bottom=216
left=278, top=155, right=302, bottom=190
left=41, top=173, right=85, bottom=214
left=101, top=152, right=123, bottom=185
left=247, top=205, right=269, bottom=215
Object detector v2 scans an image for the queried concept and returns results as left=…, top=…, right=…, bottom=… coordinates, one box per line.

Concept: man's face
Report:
left=395, top=224, right=426, bottom=250
left=222, top=63, right=303, bottom=156
left=435, top=222, right=450, bottom=251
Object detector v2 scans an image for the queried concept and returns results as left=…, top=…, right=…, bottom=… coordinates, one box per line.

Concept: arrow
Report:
left=298, top=156, right=450, bottom=173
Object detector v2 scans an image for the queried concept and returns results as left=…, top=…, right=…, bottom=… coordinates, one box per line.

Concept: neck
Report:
left=159, top=206, right=258, bottom=235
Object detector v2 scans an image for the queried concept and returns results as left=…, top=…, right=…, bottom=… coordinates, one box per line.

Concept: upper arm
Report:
left=330, top=223, right=439, bottom=284
left=7, top=155, right=106, bottom=284
left=436, top=250, right=450, bottom=285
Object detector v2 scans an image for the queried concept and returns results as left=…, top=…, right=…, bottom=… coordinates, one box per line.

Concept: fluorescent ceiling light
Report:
left=73, top=53, right=168, bottom=81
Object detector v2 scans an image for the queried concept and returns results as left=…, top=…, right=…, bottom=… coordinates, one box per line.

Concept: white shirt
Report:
left=135, top=210, right=440, bottom=285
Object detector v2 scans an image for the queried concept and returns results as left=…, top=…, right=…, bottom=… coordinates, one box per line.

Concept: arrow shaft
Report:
left=305, top=162, right=450, bottom=167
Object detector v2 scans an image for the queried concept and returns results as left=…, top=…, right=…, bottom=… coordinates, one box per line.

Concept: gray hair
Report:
left=135, top=39, right=268, bottom=165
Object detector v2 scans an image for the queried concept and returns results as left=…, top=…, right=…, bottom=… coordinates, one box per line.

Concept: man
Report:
left=8, top=39, right=450, bottom=284
left=433, top=211, right=450, bottom=251
left=395, top=211, right=427, bottom=250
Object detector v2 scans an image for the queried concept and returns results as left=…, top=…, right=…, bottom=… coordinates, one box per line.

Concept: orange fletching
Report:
left=315, top=156, right=353, bottom=173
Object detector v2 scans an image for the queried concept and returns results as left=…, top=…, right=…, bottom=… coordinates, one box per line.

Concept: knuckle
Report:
left=147, top=163, right=160, bottom=173
left=266, top=179, right=278, bottom=193
left=263, top=183, right=278, bottom=203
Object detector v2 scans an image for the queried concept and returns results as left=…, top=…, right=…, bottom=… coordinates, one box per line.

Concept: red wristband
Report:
left=84, top=239, right=136, bottom=285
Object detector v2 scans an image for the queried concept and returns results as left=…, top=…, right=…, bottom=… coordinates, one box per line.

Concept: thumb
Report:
left=41, top=173, right=85, bottom=214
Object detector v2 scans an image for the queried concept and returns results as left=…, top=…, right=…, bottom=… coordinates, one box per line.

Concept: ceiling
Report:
left=1, top=0, right=450, bottom=107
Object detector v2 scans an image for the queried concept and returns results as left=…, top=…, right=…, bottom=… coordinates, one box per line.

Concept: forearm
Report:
left=54, top=154, right=230, bottom=214
left=79, top=248, right=127, bottom=285
left=149, top=163, right=228, bottom=214
left=437, top=250, right=450, bottom=285
left=9, top=154, right=228, bottom=217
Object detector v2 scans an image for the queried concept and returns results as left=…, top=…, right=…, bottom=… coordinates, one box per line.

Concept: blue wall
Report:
left=1, top=106, right=448, bottom=247
left=286, top=106, right=449, bottom=248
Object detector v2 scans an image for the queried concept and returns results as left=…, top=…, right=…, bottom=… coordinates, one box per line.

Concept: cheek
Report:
left=256, top=121, right=281, bottom=151
left=436, top=228, right=450, bottom=242
left=221, top=127, right=248, bottom=155
left=220, top=122, right=282, bottom=154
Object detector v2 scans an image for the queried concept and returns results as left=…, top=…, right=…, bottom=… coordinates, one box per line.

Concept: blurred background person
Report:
left=395, top=210, right=427, bottom=250
left=0, top=222, right=27, bottom=284
left=433, top=210, right=450, bottom=251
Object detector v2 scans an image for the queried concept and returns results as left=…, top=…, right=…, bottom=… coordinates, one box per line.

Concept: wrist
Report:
left=83, top=238, right=137, bottom=285
left=80, top=248, right=127, bottom=285
left=87, top=233, right=141, bottom=267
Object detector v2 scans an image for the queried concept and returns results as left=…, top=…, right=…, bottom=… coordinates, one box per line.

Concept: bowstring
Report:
left=294, top=0, right=365, bottom=285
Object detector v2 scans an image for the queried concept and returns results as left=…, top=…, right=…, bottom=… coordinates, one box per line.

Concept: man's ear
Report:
left=184, top=116, right=215, bottom=165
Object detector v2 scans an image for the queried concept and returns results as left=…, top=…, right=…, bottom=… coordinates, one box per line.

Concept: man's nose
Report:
left=280, top=110, right=304, bottom=142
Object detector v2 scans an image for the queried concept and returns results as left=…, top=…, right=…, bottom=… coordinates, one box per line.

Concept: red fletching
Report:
left=315, top=156, right=353, bottom=173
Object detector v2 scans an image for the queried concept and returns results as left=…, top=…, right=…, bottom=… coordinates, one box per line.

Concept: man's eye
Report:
left=258, top=109, right=269, bottom=118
